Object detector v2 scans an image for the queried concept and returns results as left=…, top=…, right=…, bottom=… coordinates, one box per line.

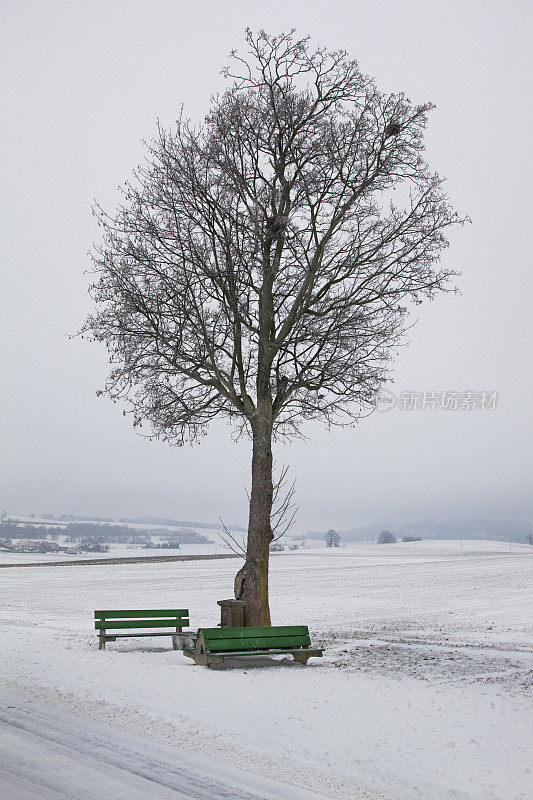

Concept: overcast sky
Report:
left=1, top=0, right=532, bottom=532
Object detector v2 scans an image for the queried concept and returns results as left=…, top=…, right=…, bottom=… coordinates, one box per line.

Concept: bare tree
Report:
left=82, top=30, right=464, bottom=626
left=325, top=529, right=341, bottom=547
left=378, top=531, right=397, bottom=544
left=219, top=465, right=296, bottom=557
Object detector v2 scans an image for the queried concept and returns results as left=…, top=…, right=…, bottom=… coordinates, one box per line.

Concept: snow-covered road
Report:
left=0, top=692, right=324, bottom=800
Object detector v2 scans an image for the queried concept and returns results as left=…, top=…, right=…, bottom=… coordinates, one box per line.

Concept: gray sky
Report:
left=1, top=0, right=532, bottom=532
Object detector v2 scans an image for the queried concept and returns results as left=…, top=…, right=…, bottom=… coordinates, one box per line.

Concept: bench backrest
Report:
left=94, top=609, right=189, bottom=630
left=199, top=625, right=310, bottom=652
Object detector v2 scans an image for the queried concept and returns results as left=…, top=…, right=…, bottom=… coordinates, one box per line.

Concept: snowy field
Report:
left=0, top=533, right=525, bottom=565
left=0, top=541, right=531, bottom=800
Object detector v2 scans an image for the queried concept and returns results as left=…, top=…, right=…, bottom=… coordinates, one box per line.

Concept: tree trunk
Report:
left=242, top=411, right=274, bottom=626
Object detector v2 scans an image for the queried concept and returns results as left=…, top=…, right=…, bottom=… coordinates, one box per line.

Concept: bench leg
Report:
left=99, top=631, right=106, bottom=651
left=193, top=649, right=211, bottom=666
left=293, top=652, right=310, bottom=665
left=183, top=636, right=223, bottom=666
left=172, top=626, right=184, bottom=650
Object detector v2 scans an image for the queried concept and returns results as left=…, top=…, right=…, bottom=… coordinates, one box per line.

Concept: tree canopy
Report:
left=85, top=29, right=462, bottom=445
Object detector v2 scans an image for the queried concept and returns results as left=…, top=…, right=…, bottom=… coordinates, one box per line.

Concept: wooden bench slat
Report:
left=207, top=634, right=311, bottom=652
left=110, top=632, right=185, bottom=638
left=201, top=625, right=309, bottom=640
left=217, top=648, right=323, bottom=658
left=95, top=618, right=188, bottom=630
left=94, top=609, right=188, bottom=619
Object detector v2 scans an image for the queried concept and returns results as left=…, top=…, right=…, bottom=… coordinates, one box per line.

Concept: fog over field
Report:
left=1, top=0, right=532, bottom=532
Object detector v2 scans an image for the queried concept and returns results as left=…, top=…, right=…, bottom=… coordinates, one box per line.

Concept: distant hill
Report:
left=119, top=516, right=246, bottom=531
left=22, top=514, right=246, bottom=532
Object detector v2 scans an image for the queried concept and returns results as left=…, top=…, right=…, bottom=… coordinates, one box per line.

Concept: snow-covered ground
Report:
left=1, top=541, right=531, bottom=799
left=0, top=693, right=322, bottom=800
left=0, top=533, right=524, bottom=565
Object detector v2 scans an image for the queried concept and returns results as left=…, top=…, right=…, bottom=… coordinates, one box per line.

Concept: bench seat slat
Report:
left=95, top=618, right=188, bottom=630
left=201, top=625, right=309, bottom=640
left=94, top=609, right=188, bottom=619
left=207, top=634, right=311, bottom=652
left=108, top=632, right=185, bottom=638
left=215, top=648, right=323, bottom=657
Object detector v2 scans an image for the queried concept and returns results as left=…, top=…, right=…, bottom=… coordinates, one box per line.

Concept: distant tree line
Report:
left=65, top=524, right=150, bottom=543
left=0, top=521, right=213, bottom=544
left=0, top=523, right=62, bottom=540
left=308, top=518, right=533, bottom=544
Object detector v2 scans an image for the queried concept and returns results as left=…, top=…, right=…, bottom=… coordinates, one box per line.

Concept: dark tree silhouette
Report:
left=325, top=529, right=341, bottom=547
left=82, top=30, right=463, bottom=625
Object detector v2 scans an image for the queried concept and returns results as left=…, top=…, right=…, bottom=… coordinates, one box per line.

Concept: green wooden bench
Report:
left=94, top=609, right=190, bottom=650
left=183, top=625, right=323, bottom=666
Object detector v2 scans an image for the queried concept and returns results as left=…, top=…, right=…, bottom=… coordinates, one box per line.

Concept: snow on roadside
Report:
left=1, top=542, right=532, bottom=800
left=0, top=692, right=327, bottom=800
